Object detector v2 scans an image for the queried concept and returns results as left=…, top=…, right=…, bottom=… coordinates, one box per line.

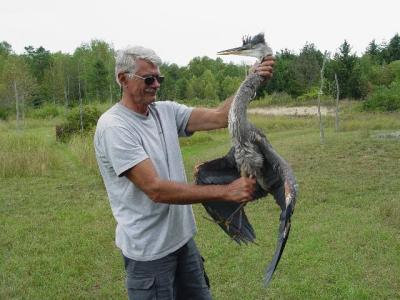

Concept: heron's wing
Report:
left=194, top=136, right=298, bottom=287
left=253, top=131, right=298, bottom=287
left=194, top=148, right=268, bottom=244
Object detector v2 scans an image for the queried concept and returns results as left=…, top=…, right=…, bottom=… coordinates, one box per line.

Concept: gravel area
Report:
left=248, top=106, right=335, bottom=116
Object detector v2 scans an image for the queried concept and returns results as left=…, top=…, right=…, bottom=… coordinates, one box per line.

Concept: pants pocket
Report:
left=126, top=276, right=156, bottom=300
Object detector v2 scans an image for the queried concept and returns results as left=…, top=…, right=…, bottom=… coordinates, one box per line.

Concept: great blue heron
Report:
left=195, top=33, right=298, bottom=287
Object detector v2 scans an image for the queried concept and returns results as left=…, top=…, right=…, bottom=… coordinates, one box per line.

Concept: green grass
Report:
left=1, top=107, right=399, bottom=299
left=0, top=127, right=61, bottom=178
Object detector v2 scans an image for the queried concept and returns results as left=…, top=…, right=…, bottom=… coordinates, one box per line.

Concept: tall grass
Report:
left=250, top=92, right=336, bottom=108
left=247, top=103, right=400, bottom=134
left=67, top=129, right=99, bottom=176
left=1, top=104, right=400, bottom=299
left=339, top=112, right=400, bottom=132
left=0, top=131, right=61, bottom=177
left=26, top=104, right=63, bottom=119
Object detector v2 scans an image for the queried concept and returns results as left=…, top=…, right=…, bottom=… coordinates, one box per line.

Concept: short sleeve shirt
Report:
left=94, top=101, right=196, bottom=261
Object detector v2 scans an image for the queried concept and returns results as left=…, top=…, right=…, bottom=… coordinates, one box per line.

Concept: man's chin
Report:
left=146, top=95, right=157, bottom=103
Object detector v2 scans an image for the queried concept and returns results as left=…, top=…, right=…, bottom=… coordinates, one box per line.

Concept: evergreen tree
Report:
left=387, top=33, right=400, bottom=62
left=331, top=40, right=363, bottom=98
left=23, top=46, right=52, bottom=83
left=0, top=41, right=12, bottom=57
left=365, top=39, right=382, bottom=63
left=293, top=43, right=324, bottom=94
left=89, top=59, right=109, bottom=101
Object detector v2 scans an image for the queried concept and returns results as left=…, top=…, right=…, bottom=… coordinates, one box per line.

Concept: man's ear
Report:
left=118, top=73, right=127, bottom=87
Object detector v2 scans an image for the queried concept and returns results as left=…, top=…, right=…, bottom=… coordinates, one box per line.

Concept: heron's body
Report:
left=195, top=33, right=298, bottom=287
left=229, top=72, right=267, bottom=187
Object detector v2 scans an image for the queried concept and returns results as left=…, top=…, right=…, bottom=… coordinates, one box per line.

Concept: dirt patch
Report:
left=374, top=131, right=400, bottom=140
left=248, top=106, right=335, bottom=116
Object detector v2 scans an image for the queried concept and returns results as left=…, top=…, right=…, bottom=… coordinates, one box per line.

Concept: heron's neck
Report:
left=228, top=73, right=264, bottom=143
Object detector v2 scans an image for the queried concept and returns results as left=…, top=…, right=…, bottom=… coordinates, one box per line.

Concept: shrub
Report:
left=296, top=87, right=320, bottom=102
left=178, top=97, right=220, bottom=108
left=56, top=105, right=101, bottom=142
left=29, top=104, right=61, bottom=119
left=362, top=82, right=400, bottom=112
left=0, top=107, right=12, bottom=120
left=271, top=92, right=294, bottom=105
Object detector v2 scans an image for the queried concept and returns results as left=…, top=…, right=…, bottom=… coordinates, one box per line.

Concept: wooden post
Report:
left=335, top=73, right=340, bottom=132
left=14, top=80, right=20, bottom=129
left=78, top=64, right=84, bottom=134
left=21, top=93, right=25, bottom=127
left=317, top=51, right=329, bottom=144
left=64, top=77, right=68, bottom=108
left=109, top=83, right=113, bottom=105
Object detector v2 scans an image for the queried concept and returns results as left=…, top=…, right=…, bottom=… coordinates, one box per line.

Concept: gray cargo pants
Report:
left=123, top=238, right=212, bottom=300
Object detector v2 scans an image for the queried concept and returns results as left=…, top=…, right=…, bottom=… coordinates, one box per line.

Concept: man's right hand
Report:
left=223, top=177, right=256, bottom=203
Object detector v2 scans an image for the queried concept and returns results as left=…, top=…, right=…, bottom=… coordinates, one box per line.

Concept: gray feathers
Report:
left=196, top=34, right=298, bottom=287
left=242, top=33, right=266, bottom=47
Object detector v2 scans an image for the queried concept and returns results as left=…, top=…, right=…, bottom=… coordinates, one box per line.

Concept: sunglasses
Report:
left=127, top=73, right=165, bottom=85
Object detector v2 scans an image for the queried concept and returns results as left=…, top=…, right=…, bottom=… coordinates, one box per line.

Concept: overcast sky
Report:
left=1, top=0, right=399, bottom=66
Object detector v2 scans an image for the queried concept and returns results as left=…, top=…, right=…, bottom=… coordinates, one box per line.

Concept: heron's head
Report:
left=217, top=33, right=273, bottom=60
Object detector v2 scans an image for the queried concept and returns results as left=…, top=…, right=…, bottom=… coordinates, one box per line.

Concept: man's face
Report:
left=125, top=59, right=161, bottom=105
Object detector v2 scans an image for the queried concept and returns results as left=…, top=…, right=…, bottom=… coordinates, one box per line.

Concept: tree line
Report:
left=0, top=33, right=400, bottom=118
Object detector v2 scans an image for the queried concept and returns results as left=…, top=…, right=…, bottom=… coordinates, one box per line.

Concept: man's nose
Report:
left=150, top=78, right=161, bottom=89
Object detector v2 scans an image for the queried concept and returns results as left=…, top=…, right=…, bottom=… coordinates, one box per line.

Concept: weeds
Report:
left=0, top=131, right=60, bottom=177
left=1, top=104, right=399, bottom=299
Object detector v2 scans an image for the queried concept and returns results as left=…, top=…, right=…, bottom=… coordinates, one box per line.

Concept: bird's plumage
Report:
left=194, top=33, right=298, bottom=287
left=217, top=33, right=273, bottom=60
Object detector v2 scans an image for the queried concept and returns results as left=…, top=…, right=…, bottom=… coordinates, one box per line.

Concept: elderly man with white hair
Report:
left=94, top=45, right=274, bottom=299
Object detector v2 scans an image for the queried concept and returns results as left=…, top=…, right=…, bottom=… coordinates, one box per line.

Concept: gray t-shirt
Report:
left=94, top=101, right=196, bottom=261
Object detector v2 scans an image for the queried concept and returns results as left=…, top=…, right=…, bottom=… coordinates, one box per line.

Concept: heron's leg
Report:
left=240, top=166, right=248, bottom=178
left=223, top=166, right=251, bottom=228
left=224, top=202, right=247, bottom=229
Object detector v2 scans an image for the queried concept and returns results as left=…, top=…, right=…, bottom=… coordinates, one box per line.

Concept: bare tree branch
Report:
left=335, top=73, right=340, bottom=132
left=317, top=51, right=329, bottom=144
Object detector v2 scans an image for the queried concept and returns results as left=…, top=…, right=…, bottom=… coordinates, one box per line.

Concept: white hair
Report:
left=115, top=46, right=162, bottom=86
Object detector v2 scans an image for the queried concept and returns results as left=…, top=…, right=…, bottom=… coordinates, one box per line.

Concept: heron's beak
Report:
left=217, top=46, right=249, bottom=56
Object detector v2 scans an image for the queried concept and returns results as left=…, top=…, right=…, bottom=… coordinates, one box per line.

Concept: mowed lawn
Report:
left=1, top=110, right=399, bottom=299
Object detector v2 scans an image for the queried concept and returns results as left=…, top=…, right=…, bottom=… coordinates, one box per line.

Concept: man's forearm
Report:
left=126, top=158, right=255, bottom=204
left=215, top=95, right=234, bottom=128
left=147, top=179, right=229, bottom=204
left=185, top=95, right=234, bottom=132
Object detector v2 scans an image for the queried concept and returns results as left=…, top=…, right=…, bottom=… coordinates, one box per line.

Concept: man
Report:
left=94, top=45, right=274, bottom=300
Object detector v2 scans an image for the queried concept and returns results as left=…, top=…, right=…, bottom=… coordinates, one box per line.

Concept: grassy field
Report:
left=1, top=106, right=399, bottom=299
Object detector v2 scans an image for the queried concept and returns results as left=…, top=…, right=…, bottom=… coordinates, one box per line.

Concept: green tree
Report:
left=185, top=78, right=196, bottom=99
left=220, top=76, right=241, bottom=100
left=365, top=39, right=384, bottom=63
left=159, top=63, right=185, bottom=100
left=23, top=46, right=52, bottom=105
left=293, top=43, right=324, bottom=95
left=89, top=59, right=109, bottom=101
left=0, top=41, right=12, bottom=57
left=23, top=46, right=52, bottom=83
left=387, top=60, right=400, bottom=82
left=0, top=55, right=37, bottom=114
left=329, top=40, right=364, bottom=98
left=175, top=78, right=189, bottom=100
left=201, top=70, right=218, bottom=100
left=387, top=33, right=400, bottom=62
left=0, top=41, right=12, bottom=82
left=266, top=49, right=301, bottom=97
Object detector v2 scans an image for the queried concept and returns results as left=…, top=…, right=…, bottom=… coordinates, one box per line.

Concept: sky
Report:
left=1, top=0, right=399, bottom=66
